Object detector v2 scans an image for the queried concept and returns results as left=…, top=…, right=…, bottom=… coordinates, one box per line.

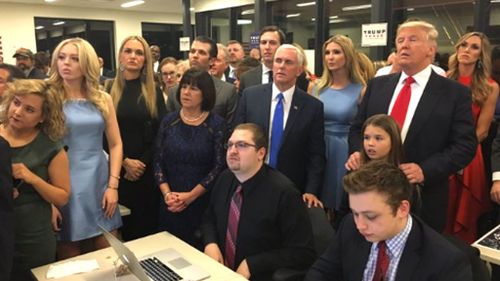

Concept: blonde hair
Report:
left=317, top=35, right=366, bottom=94
left=48, top=37, right=109, bottom=118
left=397, top=20, right=438, bottom=48
left=0, top=80, right=65, bottom=141
left=110, top=36, right=158, bottom=118
left=357, top=52, right=375, bottom=83
left=448, top=32, right=493, bottom=105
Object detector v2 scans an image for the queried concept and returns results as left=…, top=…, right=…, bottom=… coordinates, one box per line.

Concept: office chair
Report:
left=272, top=206, right=335, bottom=281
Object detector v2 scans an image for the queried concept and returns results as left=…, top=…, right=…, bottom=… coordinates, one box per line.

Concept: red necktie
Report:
left=372, top=241, right=389, bottom=281
left=224, top=185, right=243, bottom=270
left=390, top=76, right=415, bottom=128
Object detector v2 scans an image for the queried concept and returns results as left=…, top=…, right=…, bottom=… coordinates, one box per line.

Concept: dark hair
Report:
left=226, top=40, right=243, bottom=47
left=343, top=160, right=413, bottom=214
left=34, top=51, right=51, bottom=69
left=360, top=114, right=404, bottom=166
left=0, top=63, right=26, bottom=81
left=234, top=123, right=268, bottom=156
left=235, top=57, right=261, bottom=79
left=259, top=26, right=286, bottom=45
left=176, top=69, right=216, bottom=111
left=194, top=36, right=218, bottom=59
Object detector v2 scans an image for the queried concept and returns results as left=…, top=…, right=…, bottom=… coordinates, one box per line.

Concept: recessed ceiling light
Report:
left=329, top=15, right=338, bottom=19
left=45, top=0, right=56, bottom=2
left=53, top=21, right=65, bottom=26
left=297, top=2, right=315, bottom=7
left=189, top=7, right=195, bottom=11
left=342, top=4, right=371, bottom=11
left=407, top=7, right=415, bottom=11
left=286, top=13, right=301, bottom=18
left=237, top=19, right=252, bottom=25
left=121, top=0, right=145, bottom=8
left=35, top=26, right=45, bottom=30
left=241, top=9, right=255, bottom=15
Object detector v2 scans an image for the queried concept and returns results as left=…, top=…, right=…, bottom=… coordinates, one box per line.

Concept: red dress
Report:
left=445, top=75, right=493, bottom=243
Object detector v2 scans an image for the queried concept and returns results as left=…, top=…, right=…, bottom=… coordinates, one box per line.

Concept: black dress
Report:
left=115, top=78, right=166, bottom=241
left=153, top=111, right=225, bottom=248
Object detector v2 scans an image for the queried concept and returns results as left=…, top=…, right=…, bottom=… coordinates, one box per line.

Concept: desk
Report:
left=32, top=232, right=247, bottom=281
left=472, top=224, right=500, bottom=265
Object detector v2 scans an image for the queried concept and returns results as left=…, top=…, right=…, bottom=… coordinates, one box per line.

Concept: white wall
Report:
left=0, top=2, right=183, bottom=64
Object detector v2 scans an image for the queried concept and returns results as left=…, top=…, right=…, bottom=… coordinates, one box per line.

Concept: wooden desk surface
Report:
left=32, top=232, right=247, bottom=281
left=472, top=224, right=500, bottom=265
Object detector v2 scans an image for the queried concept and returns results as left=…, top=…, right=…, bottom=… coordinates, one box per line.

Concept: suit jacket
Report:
left=27, top=67, right=47, bottom=79
left=201, top=166, right=316, bottom=281
left=239, top=64, right=263, bottom=94
left=0, top=137, right=14, bottom=281
left=165, top=76, right=238, bottom=125
left=305, top=214, right=473, bottom=281
left=348, top=70, right=477, bottom=231
left=491, top=124, right=500, bottom=173
left=233, top=83, right=325, bottom=195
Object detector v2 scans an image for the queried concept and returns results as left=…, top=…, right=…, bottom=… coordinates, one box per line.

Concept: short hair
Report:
left=397, top=20, right=438, bottom=48
left=193, top=36, right=218, bottom=59
left=0, top=79, right=65, bottom=141
left=275, top=44, right=304, bottom=67
left=34, top=51, right=51, bottom=69
left=159, top=57, right=177, bottom=70
left=176, top=69, right=216, bottom=111
left=0, top=63, right=25, bottom=81
left=235, top=57, right=261, bottom=79
left=360, top=114, right=404, bottom=166
left=343, top=160, right=413, bottom=214
left=234, top=123, right=268, bottom=156
left=226, top=40, right=243, bottom=48
left=216, top=43, right=230, bottom=63
left=259, top=26, right=286, bottom=45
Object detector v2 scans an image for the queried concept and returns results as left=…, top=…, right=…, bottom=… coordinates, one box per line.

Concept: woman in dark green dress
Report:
left=0, top=79, right=70, bottom=281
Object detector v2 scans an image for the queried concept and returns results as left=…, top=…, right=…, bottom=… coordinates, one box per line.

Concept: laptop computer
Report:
left=99, top=226, right=210, bottom=281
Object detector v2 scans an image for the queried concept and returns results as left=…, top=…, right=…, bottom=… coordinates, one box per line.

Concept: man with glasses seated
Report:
left=201, top=123, right=316, bottom=280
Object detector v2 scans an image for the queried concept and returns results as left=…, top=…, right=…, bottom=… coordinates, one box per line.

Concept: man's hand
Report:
left=303, top=193, right=324, bottom=208
left=123, top=158, right=146, bottom=181
left=491, top=181, right=500, bottom=204
left=236, top=259, right=251, bottom=279
left=399, top=163, right=425, bottom=184
left=204, top=243, right=224, bottom=264
left=345, top=152, right=361, bottom=171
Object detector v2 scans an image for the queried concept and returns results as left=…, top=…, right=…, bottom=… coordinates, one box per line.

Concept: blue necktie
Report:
left=269, top=93, right=284, bottom=168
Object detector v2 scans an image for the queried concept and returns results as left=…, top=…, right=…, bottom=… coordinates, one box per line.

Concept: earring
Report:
left=119, top=64, right=125, bottom=72
left=477, top=60, right=483, bottom=69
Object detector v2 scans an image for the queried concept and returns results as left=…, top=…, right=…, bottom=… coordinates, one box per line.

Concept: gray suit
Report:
left=166, top=76, right=238, bottom=124
left=239, top=64, right=264, bottom=93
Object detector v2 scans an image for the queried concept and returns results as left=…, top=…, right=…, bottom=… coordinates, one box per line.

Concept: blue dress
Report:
left=317, top=83, right=362, bottom=209
left=59, top=99, right=122, bottom=242
left=154, top=111, right=225, bottom=248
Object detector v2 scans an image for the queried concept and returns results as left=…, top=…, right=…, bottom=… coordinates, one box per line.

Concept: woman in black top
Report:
left=108, top=35, right=166, bottom=241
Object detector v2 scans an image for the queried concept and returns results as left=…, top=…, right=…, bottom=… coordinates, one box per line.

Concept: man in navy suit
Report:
left=0, top=136, right=14, bottom=281
left=306, top=161, right=472, bottom=281
left=234, top=44, right=325, bottom=207
left=346, top=20, right=476, bottom=232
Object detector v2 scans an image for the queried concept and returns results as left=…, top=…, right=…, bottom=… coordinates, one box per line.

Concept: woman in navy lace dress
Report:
left=154, top=69, right=225, bottom=248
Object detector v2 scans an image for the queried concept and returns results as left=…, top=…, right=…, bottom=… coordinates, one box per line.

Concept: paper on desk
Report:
left=46, top=259, right=100, bottom=279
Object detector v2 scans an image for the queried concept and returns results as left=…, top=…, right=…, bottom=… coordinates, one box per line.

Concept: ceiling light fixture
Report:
left=35, top=26, right=45, bottom=30
left=121, top=0, right=145, bottom=8
left=297, top=2, right=315, bottom=7
left=342, top=4, right=371, bottom=11
left=407, top=7, right=415, bottom=11
left=237, top=19, right=252, bottom=25
left=189, top=7, right=195, bottom=11
left=241, top=9, right=255, bottom=15
left=44, top=0, right=57, bottom=2
left=53, top=21, right=65, bottom=26
left=286, top=13, right=301, bottom=18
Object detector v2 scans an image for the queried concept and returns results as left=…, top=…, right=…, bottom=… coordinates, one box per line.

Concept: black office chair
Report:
left=272, top=206, right=335, bottom=281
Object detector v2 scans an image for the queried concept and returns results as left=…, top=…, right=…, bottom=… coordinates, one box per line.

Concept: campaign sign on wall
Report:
left=361, top=23, right=388, bottom=47
left=249, top=32, right=260, bottom=49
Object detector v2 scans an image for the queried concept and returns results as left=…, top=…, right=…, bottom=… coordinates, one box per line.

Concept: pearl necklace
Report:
left=180, top=109, right=207, bottom=122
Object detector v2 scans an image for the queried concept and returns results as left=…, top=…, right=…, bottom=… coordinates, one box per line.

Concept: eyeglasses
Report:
left=225, top=141, right=257, bottom=150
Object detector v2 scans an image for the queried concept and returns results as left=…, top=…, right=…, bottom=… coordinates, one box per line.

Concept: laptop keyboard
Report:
left=140, top=257, right=182, bottom=281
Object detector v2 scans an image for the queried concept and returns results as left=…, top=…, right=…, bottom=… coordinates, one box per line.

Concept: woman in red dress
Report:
left=446, top=32, right=499, bottom=243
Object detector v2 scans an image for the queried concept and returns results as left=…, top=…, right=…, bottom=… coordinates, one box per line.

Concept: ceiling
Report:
left=0, top=0, right=186, bottom=14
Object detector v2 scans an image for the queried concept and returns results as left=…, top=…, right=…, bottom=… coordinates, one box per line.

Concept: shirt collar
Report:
left=262, top=63, right=272, bottom=74
left=272, top=83, right=295, bottom=103
left=400, top=64, right=432, bottom=87
left=384, top=215, right=413, bottom=259
left=239, top=164, right=267, bottom=195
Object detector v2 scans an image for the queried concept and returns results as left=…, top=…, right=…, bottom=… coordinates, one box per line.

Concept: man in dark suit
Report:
left=225, top=40, right=245, bottom=82
left=234, top=44, right=325, bottom=207
left=166, top=36, right=238, bottom=124
left=306, top=161, right=472, bottom=281
left=346, top=20, right=476, bottom=232
left=12, top=48, right=46, bottom=79
left=210, top=43, right=235, bottom=84
left=239, top=26, right=286, bottom=93
left=0, top=137, right=14, bottom=281
left=202, top=123, right=315, bottom=281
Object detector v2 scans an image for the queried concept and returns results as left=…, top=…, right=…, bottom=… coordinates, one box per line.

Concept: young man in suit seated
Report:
left=202, top=123, right=316, bottom=281
left=306, top=161, right=472, bottom=281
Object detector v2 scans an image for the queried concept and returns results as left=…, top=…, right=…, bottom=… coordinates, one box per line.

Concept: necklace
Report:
left=180, top=109, right=207, bottom=122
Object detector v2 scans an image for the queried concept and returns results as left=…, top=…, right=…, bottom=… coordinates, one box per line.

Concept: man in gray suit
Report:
left=238, top=26, right=286, bottom=93
left=166, top=36, right=238, bottom=125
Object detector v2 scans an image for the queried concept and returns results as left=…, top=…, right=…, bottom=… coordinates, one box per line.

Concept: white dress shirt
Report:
left=388, top=65, right=432, bottom=142
left=262, top=64, right=272, bottom=84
